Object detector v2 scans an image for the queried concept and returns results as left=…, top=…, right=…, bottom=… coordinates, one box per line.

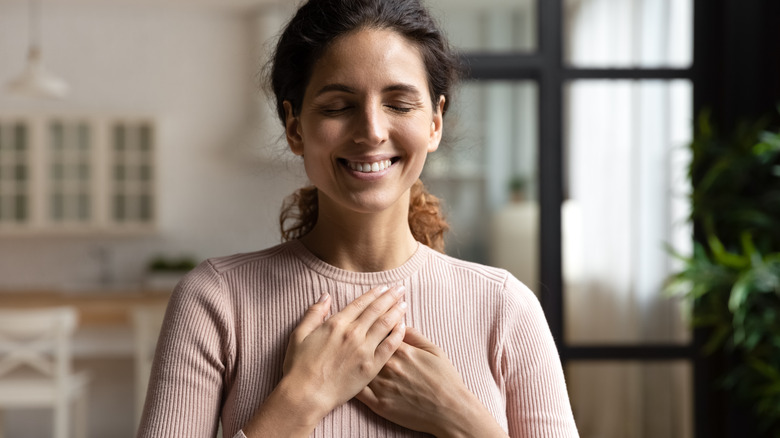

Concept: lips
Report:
left=339, top=157, right=398, bottom=173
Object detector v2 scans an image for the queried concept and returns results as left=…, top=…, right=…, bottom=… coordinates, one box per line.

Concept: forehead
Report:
left=306, top=28, right=430, bottom=96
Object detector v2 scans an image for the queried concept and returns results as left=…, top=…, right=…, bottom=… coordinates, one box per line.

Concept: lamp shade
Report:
left=6, top=46, right=69, bottom=99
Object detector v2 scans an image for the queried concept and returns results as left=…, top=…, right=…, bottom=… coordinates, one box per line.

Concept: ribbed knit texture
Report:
left=137, top=240, right=578, bottom=437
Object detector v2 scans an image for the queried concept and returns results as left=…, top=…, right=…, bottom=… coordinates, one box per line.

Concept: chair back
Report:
left=0, top=307, right=78, bottom=380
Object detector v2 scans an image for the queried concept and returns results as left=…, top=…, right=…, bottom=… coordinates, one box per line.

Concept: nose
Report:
left=352, top=103, right=388, bottom=146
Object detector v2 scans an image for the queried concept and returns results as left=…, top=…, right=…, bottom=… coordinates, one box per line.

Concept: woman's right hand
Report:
left=283, top=285, right=408, bottom=411
left=242, top=285, right=407, bottom=437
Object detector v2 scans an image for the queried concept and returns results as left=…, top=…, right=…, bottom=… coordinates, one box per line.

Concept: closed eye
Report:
left=385, top=105, right=413, bottom=113
left=321, top=107, right=351, bottom=115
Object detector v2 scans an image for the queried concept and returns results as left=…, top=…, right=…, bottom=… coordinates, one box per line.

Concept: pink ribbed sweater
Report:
left=138, top=240, right=578, bottom=438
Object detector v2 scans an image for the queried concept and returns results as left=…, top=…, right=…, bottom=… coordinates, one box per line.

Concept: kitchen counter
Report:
left=0, top=289, right=171, bottom=326
left=0, top=289, right=172, bottom=356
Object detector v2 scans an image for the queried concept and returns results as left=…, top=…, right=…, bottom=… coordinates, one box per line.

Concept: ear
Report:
left=427, top=95, right=445, bottom=153
left=284, top=101, right=304, bottom=156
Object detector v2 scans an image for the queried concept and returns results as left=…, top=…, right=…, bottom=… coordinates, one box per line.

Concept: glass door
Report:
left=430, top=0, right=696, bottom=436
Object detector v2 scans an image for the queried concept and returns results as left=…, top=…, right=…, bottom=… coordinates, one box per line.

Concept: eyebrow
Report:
left=314, top=83, right=423, bottom=97
left=314, top=83, right=356, bottom=96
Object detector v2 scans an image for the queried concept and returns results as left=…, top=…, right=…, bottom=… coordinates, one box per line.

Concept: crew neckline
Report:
left=286, top=239, right=432, bottom=285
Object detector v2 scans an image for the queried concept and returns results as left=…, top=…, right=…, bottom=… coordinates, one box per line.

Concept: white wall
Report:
left=0, top=4, right=299, bottom=436
left=0, top=3, right=303, bottom=290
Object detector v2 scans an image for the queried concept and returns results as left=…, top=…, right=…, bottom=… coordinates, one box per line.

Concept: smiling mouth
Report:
left=340, top=158, right=399, bottom=173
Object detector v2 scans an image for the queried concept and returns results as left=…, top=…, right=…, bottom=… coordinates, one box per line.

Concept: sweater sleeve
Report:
left=137, top=260, right=235, bottom=438
left=500, top=274, right=579, bottom=438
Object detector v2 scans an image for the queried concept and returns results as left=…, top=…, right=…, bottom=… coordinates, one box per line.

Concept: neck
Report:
left=299, top=196, right=419, bottom=273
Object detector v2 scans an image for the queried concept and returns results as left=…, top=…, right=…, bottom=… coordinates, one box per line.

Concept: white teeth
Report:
left=348, top=159, right=392, bottom=173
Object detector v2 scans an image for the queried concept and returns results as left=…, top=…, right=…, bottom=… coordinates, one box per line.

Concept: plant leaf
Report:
left=702, top=325, right=732, bottom=354
left=746, top=356, right=780, bottom=381
left=708, top=233, right=749, bottom=269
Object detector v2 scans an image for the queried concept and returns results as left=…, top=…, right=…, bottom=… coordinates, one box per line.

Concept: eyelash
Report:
left=323, top=107, right=349, bottom=115
left=319, top=104, right=413, bottom=115
left=387, top=105, right=412, bottom=113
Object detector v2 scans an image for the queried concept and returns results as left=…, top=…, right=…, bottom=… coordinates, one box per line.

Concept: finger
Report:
left=335, top=285, right=392, bottom=321
left=403, top=326, right=444, bottom=356
left=374, top=318, right=406, bottom=363
left=355, top=385, right=379, bottom=410
left=290, top=293, right=331, bottom=343
left=353, top=285, right=405, bottom=329
left=365, top=299, right=407, bottom=345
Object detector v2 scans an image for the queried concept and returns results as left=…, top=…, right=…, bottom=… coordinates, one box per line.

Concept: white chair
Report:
left=0, top=307, right=89, bottom=438
left=131, top=304, right=167, bottom=431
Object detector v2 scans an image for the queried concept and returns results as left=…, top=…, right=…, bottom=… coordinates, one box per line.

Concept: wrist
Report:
left=242, top=376, right=329, bottom=437
left=275, top=376, right=330, bottom=428
left=434, top=389, right=508, bottom=438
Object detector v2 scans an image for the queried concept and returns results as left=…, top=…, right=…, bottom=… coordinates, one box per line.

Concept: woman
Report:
left=138, top=0, right=579, bottom=437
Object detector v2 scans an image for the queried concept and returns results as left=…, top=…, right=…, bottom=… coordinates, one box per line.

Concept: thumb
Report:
left=291, top=293, right=331, bottom=343
left=403, top=326, right=441, bottom=355
left=283, top=293, right=331, bottom=375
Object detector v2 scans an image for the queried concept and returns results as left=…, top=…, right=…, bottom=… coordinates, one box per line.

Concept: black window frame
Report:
left=464, top=0, right=780, bottom=435
left=461, top=0, right=702, bottom=436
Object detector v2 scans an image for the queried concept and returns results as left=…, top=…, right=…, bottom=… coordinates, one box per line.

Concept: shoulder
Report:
left=174, top=241, right=303, bottom=287
left=425, top=247, right=537, bottom=305
left=170, top=241, right=297, bottom=307
left=426, top=247, right=509, bottom=286
left=202, top=241, right=296, bottom=276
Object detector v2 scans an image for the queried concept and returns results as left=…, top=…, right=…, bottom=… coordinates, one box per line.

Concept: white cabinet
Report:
left=0, top=115, right=156, bottom=234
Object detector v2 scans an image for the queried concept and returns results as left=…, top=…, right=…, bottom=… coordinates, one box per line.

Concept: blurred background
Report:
left=0, top=0, right=778, bottom=436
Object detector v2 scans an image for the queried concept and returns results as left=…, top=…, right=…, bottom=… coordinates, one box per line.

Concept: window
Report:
left=429, top=0, right=697, bottom=436
left=111, top=122, right=155, bottom=224
left=0, top=114, right=157, bottom=234
left=0, top=121, right=31, bottom=224
left=425, top=81, right=539, bottom=285
left=49, top=119, right=93, bottom=223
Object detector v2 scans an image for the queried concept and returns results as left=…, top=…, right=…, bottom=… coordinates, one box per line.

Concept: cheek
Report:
left=397, top=120, right=434, bottom=152
left=317, top=119, right=348, bottom=141
left=301, top=118, right=341, bottom=147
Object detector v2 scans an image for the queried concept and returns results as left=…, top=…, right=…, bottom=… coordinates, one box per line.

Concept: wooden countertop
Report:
left=0, top=289, right=171, bottom=326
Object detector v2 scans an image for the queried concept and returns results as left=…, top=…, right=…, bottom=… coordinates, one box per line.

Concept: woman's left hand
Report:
left=356, top=327, right=509, bottom=437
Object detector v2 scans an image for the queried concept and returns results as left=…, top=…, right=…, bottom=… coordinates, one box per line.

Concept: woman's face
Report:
left=284, top=28, right=444, bottom=217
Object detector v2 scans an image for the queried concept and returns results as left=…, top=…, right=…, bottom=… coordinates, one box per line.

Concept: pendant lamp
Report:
left=5, top=0, right=69, bottom=99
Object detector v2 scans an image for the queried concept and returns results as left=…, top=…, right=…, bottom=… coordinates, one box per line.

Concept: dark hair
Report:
left=269, top=0, right=461, bottom=123
left=269, top=0, right=460, bottom=252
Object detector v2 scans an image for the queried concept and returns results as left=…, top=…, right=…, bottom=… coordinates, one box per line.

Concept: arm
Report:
left=139, top=263, right=408, bottom=438
left=355, top=275, right=579, bottom=438
left=241, top=285, right=408, bottom=437
left=137, top=261, right=233, bottom=438
left=357, top=327, right=509, bottom=438
left=501, top=276, right=579, bottom=437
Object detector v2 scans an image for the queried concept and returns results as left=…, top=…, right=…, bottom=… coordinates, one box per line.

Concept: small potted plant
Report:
left=145, top=255, right=197, bottom=291
left=508, top=174, right=528, bottom=203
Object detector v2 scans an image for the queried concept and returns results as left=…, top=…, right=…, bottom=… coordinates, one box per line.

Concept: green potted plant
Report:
left=145, top=255, right=197, bottom=291
left=508, top=174, right=528, bottom=203
left=666, top=108, right=780, bottom=435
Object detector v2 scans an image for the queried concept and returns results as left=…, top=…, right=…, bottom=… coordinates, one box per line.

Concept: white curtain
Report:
left=427, top=0, right=695, bottom=435
left=564, top=0, right=693, bottom=437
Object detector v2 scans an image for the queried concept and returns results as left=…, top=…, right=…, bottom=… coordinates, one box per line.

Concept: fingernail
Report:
left=394, top=285, right=406, bottom=296
left=399, top=301, right=408, bottom=310
left=375, top=285, right=390, bottom=295
left=317, top=292, right=329, bottom=303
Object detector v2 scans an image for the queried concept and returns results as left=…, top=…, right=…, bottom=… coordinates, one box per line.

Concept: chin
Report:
left=343, top=193, right=407, bottom=215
